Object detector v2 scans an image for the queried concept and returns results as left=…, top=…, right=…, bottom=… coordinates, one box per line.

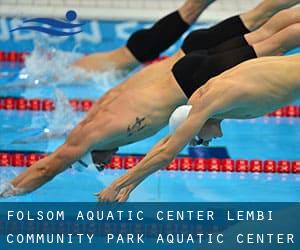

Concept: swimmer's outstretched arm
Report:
left=97, top=112, right=212, bottom=202
left=0, top=109, right=110, bottom=197
left=0, top=141, right=87, bottom=197
left=97, top=91, right=223, bottom=202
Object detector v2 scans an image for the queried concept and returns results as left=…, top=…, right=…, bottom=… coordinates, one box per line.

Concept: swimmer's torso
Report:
left=90, top=50, right=187, bottom=149
left=113, top=49, right=187, bottom=119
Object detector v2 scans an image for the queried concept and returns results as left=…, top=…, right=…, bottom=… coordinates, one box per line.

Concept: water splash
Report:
left=0, top=168, right=26, bottom=198
left=43, top=89, right=80, bottom=137
left=20, top=35, right=83, bottom=84
left=12, top=89, right=81, bottom=144
left=2, top=35, right=127, bottom=92
left=0, top=182, right=25, bottom=198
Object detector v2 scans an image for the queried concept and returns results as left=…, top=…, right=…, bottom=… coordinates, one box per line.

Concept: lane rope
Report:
left=1, top=97, right=299, bottom=117
left=0, top=51, right=167, bottom=64
left=1, top=50, right=299, bottom=117
left=2, top=53, right=299, bottom=174
left=0, top=51, right=28, bottom=63
left=0, top=151, right=299, bottom=174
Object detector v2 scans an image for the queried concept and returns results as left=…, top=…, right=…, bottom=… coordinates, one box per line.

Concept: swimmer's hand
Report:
left=95, top=185, right=120, bottom=202
left=115, top=186, right=132, bottom=202
left=0, top=183, right=18, bottom=198
left=96, top=184, right=133, bottom=202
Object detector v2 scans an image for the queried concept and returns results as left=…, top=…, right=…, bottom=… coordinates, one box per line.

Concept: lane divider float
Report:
left=0, top=151, right=299, bottom=174
left=0, top=97, right=299, bottom=117
left=0, top=51, right=167, bottom=64
left=1, top=51, right=299, bottom=117
left=0, top=51, right=29, bottom=63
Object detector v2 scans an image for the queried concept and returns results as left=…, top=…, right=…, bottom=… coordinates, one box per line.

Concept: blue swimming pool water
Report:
left=0, top=19, right=300, bottom=202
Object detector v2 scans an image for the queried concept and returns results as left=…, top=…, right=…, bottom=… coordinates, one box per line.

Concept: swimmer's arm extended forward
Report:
left=2, top=145, right=84, bottom=197
left=97, top=107, right=212, bottom=202
left=0, top=124, right=95, bottom=197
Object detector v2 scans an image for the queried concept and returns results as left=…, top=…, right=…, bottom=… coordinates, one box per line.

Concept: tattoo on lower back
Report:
left=127, top=117, right=146, bottom=136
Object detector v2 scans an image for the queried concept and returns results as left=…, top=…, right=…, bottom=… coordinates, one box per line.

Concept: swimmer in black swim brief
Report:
left=4, top=1, right=300, bottom=198
left=78, top=3, right=300, bottom=170
left=74, top=0, right=300, bottom=73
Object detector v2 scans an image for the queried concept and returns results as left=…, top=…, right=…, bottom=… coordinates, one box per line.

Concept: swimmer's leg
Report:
left=210, top=7, right=300, bottom=54
left=210, top=22, right=300, bottom=60
left=245, top=7, right=300, bottom=45
left=181, top=0, right=300, bottom=54
left=253, top=23, right=300, bottom=57
left=73, top=0, right=215, bottom=72
left=240, top=0, right=300, bottom=31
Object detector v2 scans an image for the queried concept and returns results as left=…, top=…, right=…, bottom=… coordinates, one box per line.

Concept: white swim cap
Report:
left=169, top=105, right=192, bottom=134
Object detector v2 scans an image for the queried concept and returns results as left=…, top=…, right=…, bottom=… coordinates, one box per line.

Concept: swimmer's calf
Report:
left=107, top=233, right=144, bottom=244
